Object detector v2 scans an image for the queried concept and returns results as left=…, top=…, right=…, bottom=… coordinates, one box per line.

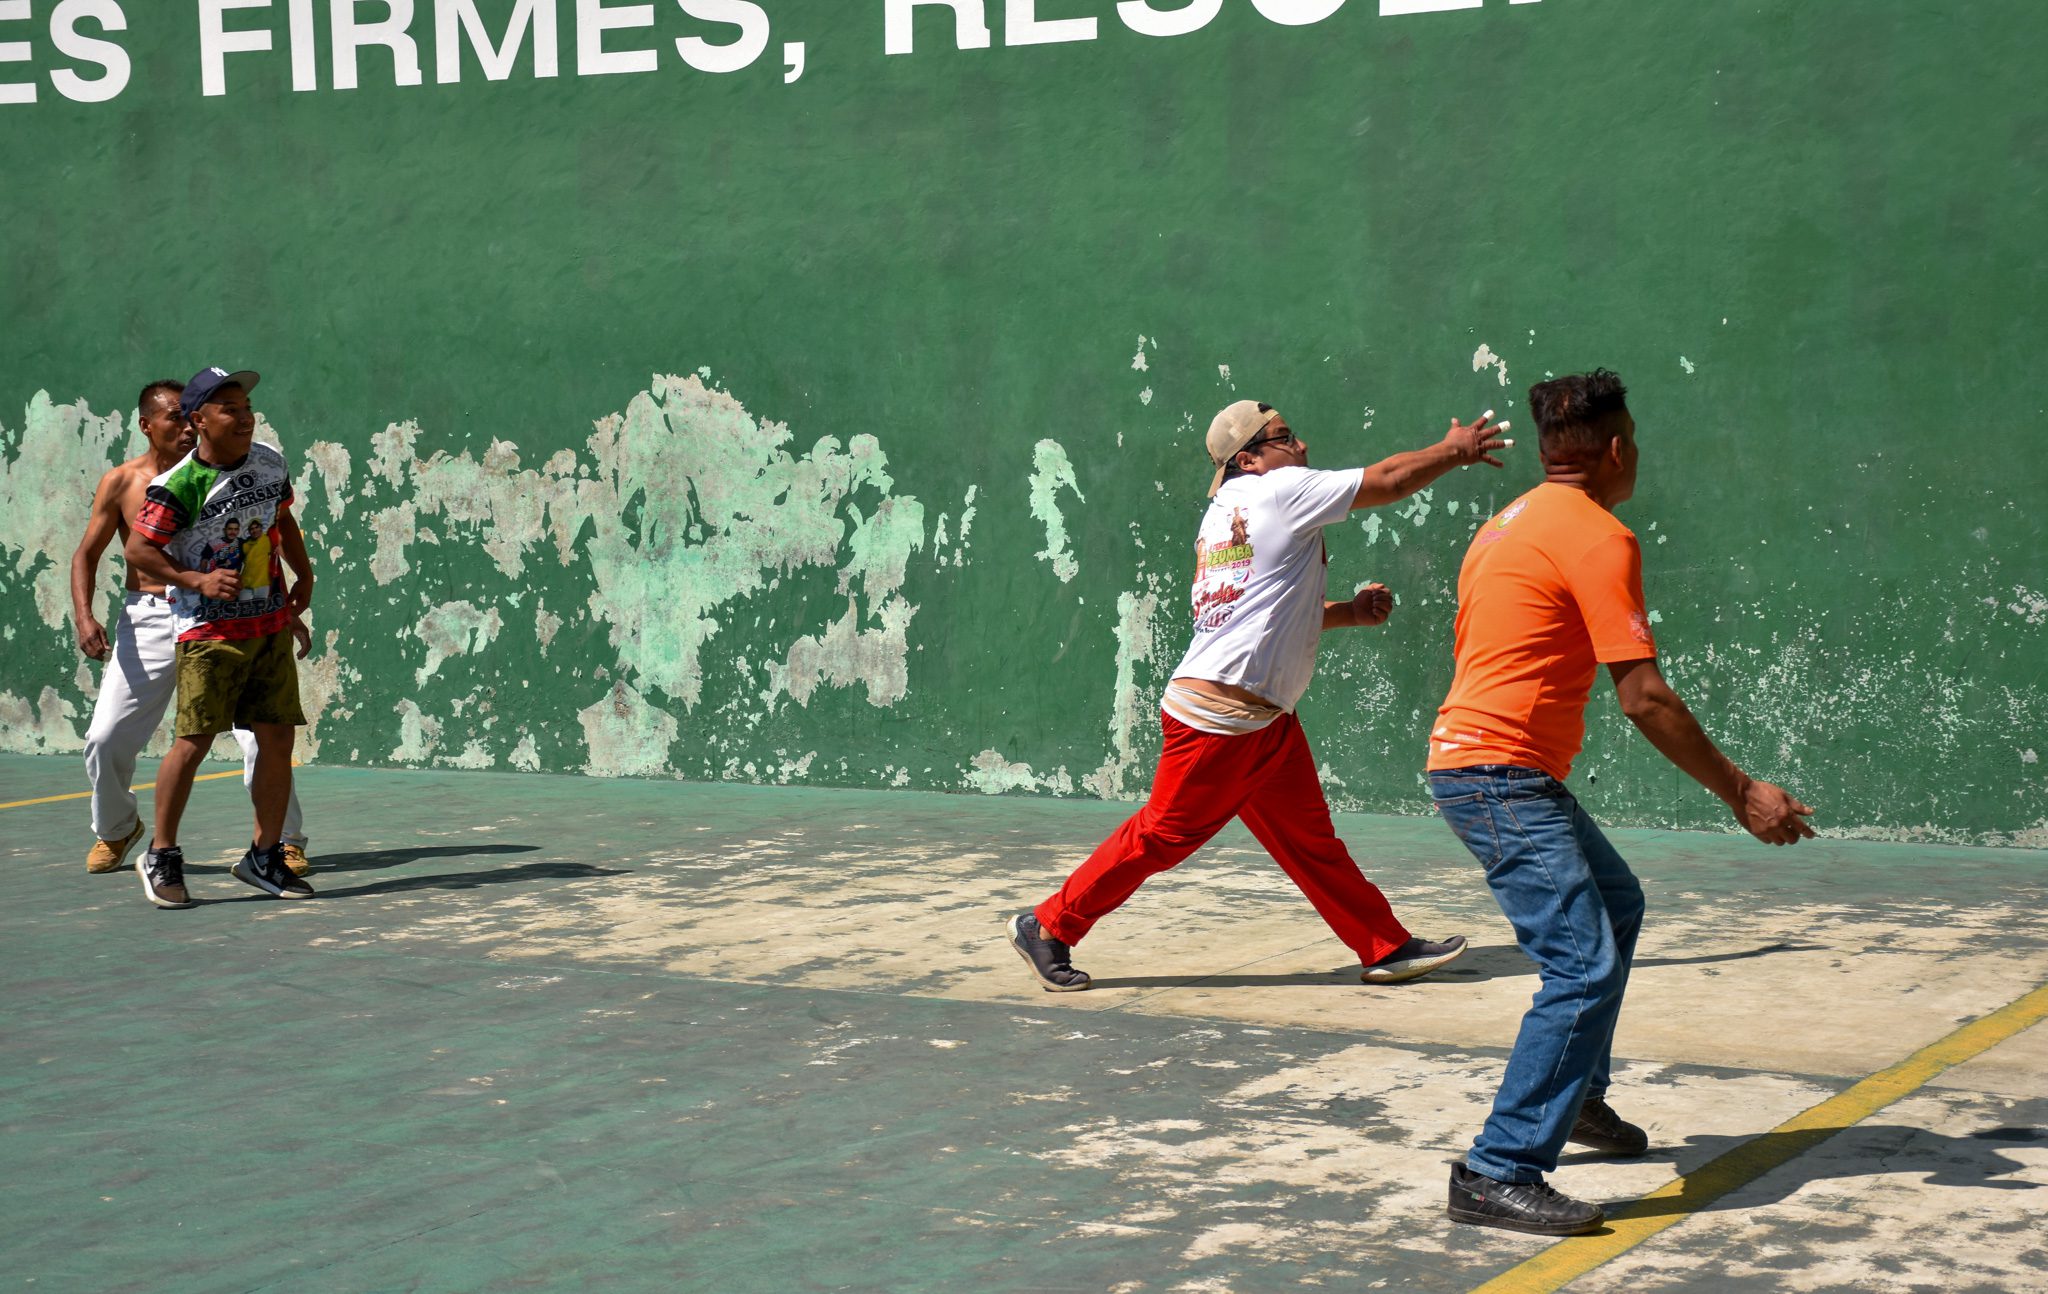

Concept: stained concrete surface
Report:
left=1, top=754, right=2043, bottom=1292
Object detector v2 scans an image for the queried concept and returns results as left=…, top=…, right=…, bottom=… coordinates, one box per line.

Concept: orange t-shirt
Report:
left=1427, top=483, right=1657, bottom=780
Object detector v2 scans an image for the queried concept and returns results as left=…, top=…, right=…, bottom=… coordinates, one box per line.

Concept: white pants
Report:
left=82, top=591, right=307, bottom=847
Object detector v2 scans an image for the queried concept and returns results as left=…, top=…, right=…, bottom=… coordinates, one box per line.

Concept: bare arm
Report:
left=69, top=470, right=125, bottom=659
left=1352, top=412, right=1510, bottom=510
left=124, top=530, right=239, bottom=601
left=1322, top=583, right=1392, bottom=631
left=1609, top=657, right=1815, bottom=845
left=277, top=507, right=314, bottom=615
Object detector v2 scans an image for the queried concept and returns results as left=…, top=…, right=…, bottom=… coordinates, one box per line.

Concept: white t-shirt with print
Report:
left=1171, top=465, right=1363, bottom=712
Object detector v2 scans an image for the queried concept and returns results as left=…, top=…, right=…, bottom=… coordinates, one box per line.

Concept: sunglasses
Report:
left=1243, top=429, right=1299, bottom=453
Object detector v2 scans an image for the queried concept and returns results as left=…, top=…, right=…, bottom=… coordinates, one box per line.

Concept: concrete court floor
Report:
left=1, top=752, right=2044, bottom=1294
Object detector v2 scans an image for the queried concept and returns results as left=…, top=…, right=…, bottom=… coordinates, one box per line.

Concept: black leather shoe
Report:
left=1447, top=1163, right=1604, bottom=1235
left=1569, top=1096, right=1649, bottom=1156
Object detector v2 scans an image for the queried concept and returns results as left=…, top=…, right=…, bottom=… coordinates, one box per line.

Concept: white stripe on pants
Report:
left=82, top=591, right=306, bottom=847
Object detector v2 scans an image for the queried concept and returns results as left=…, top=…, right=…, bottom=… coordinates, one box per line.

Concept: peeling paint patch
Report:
left=964, top=749, right=1072, bottom=796
left=1472, top=344, right=1509, bottom=387
left=415, top=601, right=504, bottom=687
left=391, top=698, right=441, bottom=762
left=303, top=441, right=353, bottom=524
left=510, top=731, right=541, bottom=772
left=766, top=596, right=916, bottom=709
left=441, top=739, right=494, bottom=770
left=578, top=682, right=677, bottom=778
left=0, top=393, right=128, bottom=630
left=0, top=686, right=83, bottom=753
left=1084, top=587, right=1170, bottom=799
left=1029, top=440, right=1084, bottom=584
left=296, top=630, right=354, bottom=762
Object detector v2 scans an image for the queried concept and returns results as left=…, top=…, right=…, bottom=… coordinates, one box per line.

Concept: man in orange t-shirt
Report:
left=1429, top=369, right=1814, bottom=1237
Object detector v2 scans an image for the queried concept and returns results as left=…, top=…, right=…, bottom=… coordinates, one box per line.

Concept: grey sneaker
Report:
left=137, top=846, right=196, bottom=909
left=232, top=843, right=315, bottom=899
left=1569, top=1095, right=1649, bottom=1156
left=1362, top=935, right=1468, bottom=984
left=1006, top=913, right=1090, bottom=992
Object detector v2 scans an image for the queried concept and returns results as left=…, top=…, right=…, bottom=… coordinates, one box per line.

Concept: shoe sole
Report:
left=231, top=858, right=314, bottom=899
left=1362, top=939, right=1469, bottom=984
left=1447, top=1204, right=1604, bottom=1236
left=89, top=823, right=150, bottom=874
left=135, top=857, right=196, bottom=909
left=1006, top=915, right=1091, bottom=993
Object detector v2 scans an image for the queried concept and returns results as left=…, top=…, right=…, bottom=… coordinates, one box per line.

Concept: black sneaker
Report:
left=232, top=843, right=315, bottom=900
left=1447, top=1163, right=1604, bottom=1236
left=1569, top=1096, right=1649, bottom=1156
left=1006, top=913, right=1090, bottom=992
left=137, top=846, right=196, bottom=910
left=1361, top=934, right=1468, bottom=984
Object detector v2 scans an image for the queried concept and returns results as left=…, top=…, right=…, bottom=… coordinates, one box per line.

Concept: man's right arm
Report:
left=1608, top=657, right=1815, bottom=845
left=125, top=529, right=239, bottom=601
left=69, top=470, right=125, bottom=660
left=1350, top=412, right=1511, bottom=510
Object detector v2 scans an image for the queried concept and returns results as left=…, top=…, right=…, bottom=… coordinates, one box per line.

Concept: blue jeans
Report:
left=1430, top=766, right=1645, bottom=1183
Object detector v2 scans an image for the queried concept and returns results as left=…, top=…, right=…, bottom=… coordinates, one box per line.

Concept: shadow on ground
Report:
left=185, top=844, right=543, bottom=875
left=1086, top=943, right=1828, bottom=991
left=1588, top=1123, right=2047, bottom=1217
left=195, top=850, right=625, bottom=903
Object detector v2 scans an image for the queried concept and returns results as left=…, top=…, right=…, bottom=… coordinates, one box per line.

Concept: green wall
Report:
left=3, top=0, right=2044, bottom=845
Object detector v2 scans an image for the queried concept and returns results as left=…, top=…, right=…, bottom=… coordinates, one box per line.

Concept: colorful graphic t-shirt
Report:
left=132, top=443, right=296, bottom=643
left=1171, top=465, right=1364, bottom=712
left=1427, top=483, right=1658, bottom=780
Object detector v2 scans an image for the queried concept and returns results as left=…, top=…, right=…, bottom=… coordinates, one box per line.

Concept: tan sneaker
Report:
left=282, top=844, right=312, bottom=876
left=88, top=821, right=148, bottom=874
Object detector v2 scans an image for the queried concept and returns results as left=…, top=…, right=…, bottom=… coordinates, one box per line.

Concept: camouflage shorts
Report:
left=174, top=631, right=305, bottom=737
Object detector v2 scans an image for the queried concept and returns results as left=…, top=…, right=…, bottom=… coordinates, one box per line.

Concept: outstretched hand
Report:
left=1736, top=780, right=1816, bottom=846
left=1444, top=411, right=1513, bottom=468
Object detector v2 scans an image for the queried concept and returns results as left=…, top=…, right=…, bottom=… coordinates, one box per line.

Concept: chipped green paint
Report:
left=1, top=1, right=2044, bottom=844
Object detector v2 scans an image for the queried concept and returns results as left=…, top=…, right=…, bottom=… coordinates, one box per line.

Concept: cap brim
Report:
left=222, top=370, right=261, bottom=395
left=1207, top=463, right=1228, bottom=498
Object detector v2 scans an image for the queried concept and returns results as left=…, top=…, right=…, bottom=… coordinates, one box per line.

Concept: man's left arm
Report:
left=277, top=506, right=315, bottom=616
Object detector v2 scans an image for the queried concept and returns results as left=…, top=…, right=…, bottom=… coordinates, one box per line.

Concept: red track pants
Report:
left=1035, top=711, right=1410, bottom=965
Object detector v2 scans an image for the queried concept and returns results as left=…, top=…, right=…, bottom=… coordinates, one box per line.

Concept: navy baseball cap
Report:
left=179, top=366, right=261, bottom=419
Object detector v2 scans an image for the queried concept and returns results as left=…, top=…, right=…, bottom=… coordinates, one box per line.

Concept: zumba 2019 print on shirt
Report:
left=132, top=443, right=296, bottom=642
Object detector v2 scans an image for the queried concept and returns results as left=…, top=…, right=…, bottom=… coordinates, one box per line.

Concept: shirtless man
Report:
left=71, top=379, right=310, bottom=877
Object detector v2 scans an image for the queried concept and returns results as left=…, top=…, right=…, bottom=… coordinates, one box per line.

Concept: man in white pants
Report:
left=71, top=379, right=309, bottom=876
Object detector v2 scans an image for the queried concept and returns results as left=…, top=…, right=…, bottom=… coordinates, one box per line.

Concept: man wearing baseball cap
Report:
left=1008, top=398, right=1511, bottom=990
left=122, top=366, right=316, bottom=908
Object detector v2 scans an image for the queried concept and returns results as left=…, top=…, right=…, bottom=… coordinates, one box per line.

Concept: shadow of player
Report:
left=1580, top=1123, right=2044, bottom=1218
left=184, top=843, right=541, bottom=875
left=1085, top=942, right=1827, bottom=991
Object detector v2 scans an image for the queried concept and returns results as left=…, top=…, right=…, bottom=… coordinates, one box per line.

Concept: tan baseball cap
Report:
left=1205, top=400, right=1279, bottom=497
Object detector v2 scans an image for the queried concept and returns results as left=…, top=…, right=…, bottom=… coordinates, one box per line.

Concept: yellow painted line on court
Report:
left=1469, top=980, right=2048, bottom=1294
left=0, top=769, right=250, bottom=812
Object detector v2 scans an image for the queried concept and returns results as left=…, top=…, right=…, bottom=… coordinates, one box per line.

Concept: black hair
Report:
left=1528, top=369, right=1629, bottom=462
left=139, top=379, right=185, bottom=415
